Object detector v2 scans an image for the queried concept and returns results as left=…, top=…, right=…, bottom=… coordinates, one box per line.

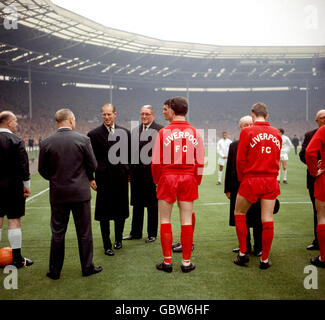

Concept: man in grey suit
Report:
left=38, top=109, right=102, bottom=279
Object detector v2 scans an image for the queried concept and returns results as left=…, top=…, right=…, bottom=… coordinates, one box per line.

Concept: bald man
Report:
left=300, top=109, right=325, bottom=251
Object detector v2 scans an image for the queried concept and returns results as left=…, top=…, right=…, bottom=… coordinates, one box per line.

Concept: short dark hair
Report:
left=169, top=96, right=188, bottom=116
left=164, top=98, right=172, bottom=107
left=278, top=128, right=284, bottom=134
left=252, top=102, right=268, bottom=118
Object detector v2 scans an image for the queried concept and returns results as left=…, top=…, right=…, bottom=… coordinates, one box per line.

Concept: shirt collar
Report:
left=104, top=123, right=115, bottom=132
left=0, top=128, right=13, bottom=134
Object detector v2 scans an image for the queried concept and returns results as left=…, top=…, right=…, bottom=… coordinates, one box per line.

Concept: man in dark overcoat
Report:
left=124, top=105, right=163, bottom=243
left=299, top=109, right=325, bottom=251
left=87, top=104, right=130, bottom=256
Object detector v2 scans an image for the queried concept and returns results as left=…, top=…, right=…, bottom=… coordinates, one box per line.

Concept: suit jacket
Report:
left=87, top=123, right=131, bottom=220
left=299, top=128, right=319, bottom=190
left=38, top=128, right=97, bottom=204
left=0, top=131, right=30, bottom=206
left=130, top=121, right=163, bottom=207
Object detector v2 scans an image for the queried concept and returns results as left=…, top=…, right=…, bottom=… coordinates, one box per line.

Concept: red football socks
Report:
left=192, top=212, right=196, bottom=232
left=262, top=221, right=274, bottom=261
left=160, top=223, right=173, bottom=264
left=317, top=224, right=325, bottom=261
left=235, top=214, right=247, bottom=254
left=181, top=225, right=193, bottom=263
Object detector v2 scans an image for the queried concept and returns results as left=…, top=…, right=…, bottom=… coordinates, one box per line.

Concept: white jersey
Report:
left=280, top=135, right=293, bottom=155
left=217, top=138, right=232, bottom=159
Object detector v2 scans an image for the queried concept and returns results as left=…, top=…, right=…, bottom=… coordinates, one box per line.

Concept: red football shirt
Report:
left=236, top=121, right=282, bottom=181
left=151, top=120, right=204, bottom=185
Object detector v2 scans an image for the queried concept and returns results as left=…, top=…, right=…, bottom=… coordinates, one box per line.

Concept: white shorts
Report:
left=280, top=153, right=288, bottom=161
left=218, top=158, right=227, bottom=166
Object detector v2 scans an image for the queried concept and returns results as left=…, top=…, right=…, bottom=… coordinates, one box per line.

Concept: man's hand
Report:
left=23, top=187, right=31, bottom=198
left=89, top=180, right=97, bottom=191
left=225, top=192, right=231, bottom=199
left=317, top=160, right=322, bottom=169
left=316, top=168, right=324, bottom=177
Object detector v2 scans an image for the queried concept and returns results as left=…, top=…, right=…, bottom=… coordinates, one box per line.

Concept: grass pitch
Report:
left=0, top=149, right=324, bottom=300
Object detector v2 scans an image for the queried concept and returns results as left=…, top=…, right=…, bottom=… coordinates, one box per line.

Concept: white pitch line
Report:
left=201, top=201, right=311, bottom=206
left=26, top=187, right=49, bottom=202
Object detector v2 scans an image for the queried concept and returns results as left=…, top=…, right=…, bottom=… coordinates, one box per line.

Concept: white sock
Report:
left=8, top=228, right=22, bottom=249
left=239, top=251, right=246, bottom=256
left=319, top=256, right=323, bottom=262
left=277, top=171, right=281, bottom=181
left=261, top=258, right=269, bottom=263
left=182, top=260, right=191, bottom=267
left=218, top=171, right=222, bottom=182
left=283, top=169, right=287, bottom=181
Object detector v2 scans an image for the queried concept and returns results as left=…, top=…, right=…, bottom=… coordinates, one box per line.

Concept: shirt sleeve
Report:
left=151, top=130, right=162, bottom=184
left=194, top=130, right=205, bottom=185
left=306, top=127, right=325, bottom=177
left=236, top=129, right=249, bottom=182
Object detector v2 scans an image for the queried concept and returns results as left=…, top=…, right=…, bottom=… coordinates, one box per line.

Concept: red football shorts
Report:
left=157, top=174, right=198, bottom=203
left=314, top=174, right=325, bottom=202
left=238, top=176, right=280, bottom=203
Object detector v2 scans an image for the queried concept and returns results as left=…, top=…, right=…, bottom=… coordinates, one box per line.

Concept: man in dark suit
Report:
left=299, top=109, right=325, bottom=251
left=124, top=105, right=163, bottom=243
left=224, top=115, right=262, bottom=256
left=87, top=104, right=131, bottom=256
left=38, top=109, right=102, bottom=279
left=0, top=111, right=33, bottom=268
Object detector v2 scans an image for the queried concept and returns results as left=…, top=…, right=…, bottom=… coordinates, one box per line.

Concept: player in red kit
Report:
left=234, top=102, right=282, bottom=269
left=152, top=96, right=204, bottom=273
left=306, top=125, right=325, bottom=268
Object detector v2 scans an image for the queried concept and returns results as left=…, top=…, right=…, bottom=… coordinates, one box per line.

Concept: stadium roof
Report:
left=0, top=0, right=324, bottom=85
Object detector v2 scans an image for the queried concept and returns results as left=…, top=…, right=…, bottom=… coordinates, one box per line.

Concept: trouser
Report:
left=100, top=217, right=126, bottom=250
left=309, top=187, right=319, bottom=246
left=49, top=200, right=94, bottom=276
left=130, top=205, right=158, bottom=238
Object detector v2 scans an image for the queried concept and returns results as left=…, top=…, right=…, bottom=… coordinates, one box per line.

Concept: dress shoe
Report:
left=82, top=266, right=103, bottom=277
left=172, top=242, right=181, bottom=249
left=232, top=247, right=240, bottom=253
left=172, top=243, right=194, bottom=253
left=114, top=242, right=122, bottom=250
left=105, top=249, right=115, bottom=256
left=181, top=262, right=196, bottom=273
left=216, top=181, right=221, bottom=185
left=156, top=262, right=172, bottom=273
left=145, top=237, right=156, bottom=243
left=310, top=256, right=325, bottom=268
left=46, top=271, right=60, bottom=280
left=283, top=180, right=288, bottom=184
left=234, top=253, right=249, bottom=266
left=259, top=260, right=272, bottom=270
left=123, top=235, right=141, bottom=240
left=306, top=243, right=319, bottom=250
left=13, top=257, right=33, bottom=269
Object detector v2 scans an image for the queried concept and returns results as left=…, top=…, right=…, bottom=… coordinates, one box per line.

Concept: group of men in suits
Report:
left=37, top=104, right=164, bottom=279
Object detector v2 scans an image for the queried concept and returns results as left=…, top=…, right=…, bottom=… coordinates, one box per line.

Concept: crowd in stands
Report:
left=0, top=80, right=324, bottom=146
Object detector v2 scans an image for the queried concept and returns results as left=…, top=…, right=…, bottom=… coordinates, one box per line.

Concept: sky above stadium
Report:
left=52, top=0, right=325, bottom=46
